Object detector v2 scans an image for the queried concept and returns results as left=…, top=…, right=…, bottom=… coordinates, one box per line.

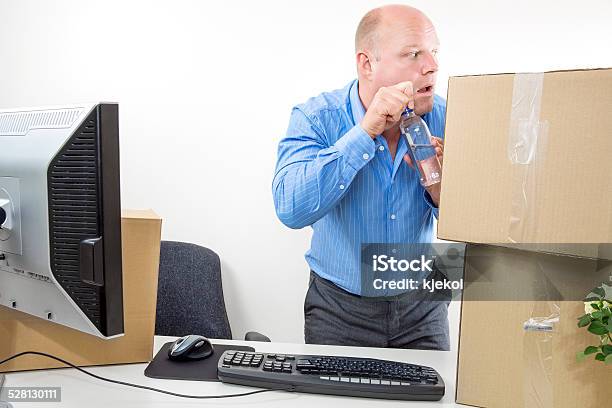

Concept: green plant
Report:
left=576, top=284, right=612, bottom=364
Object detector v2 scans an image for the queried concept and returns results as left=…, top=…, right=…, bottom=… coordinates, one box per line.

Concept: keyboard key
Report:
left=297, top=364, right=316, bottom=370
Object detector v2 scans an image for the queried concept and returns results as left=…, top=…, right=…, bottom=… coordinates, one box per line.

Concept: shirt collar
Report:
left=349, top=79, right=366, bottom=125
left=349, top=79, right=385, bottom=147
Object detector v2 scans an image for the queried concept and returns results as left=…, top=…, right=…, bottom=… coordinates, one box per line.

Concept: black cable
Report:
left=0, top=351, right=285, bottom=399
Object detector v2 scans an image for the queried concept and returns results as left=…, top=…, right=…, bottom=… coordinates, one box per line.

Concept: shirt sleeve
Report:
left=272, top=107, right=375, bottom=229
left=423, top=190, right=439, bottom=219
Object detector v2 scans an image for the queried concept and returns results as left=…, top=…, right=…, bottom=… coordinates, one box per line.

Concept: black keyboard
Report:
left=217, top=350, right=445, bottom=401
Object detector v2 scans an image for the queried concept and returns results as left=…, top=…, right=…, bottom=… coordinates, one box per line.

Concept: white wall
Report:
left=1, top=0, right=610, bottom=346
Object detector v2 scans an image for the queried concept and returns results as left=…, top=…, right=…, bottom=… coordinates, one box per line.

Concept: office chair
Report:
left=0, top=374, right=13, bottom=408
left=155, top=241, right=270, bottom=342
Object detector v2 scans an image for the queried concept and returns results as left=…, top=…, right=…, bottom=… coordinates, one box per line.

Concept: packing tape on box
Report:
left=507, top=72, right=549, bottom=244
left=523, top=301, right=559, bottom=408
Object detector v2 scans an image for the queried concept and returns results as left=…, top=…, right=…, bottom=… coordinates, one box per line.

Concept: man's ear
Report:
left=356, top=51, right=374, bottom=80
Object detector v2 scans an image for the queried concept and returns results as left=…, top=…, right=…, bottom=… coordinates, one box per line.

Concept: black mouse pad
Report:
left=144, top=342, right=255, bottom=381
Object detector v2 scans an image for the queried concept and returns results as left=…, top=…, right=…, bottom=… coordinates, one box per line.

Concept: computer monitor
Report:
left=0, top=103, right=123, bottom=338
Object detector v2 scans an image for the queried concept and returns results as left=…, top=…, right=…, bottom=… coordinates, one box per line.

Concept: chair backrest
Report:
left=155, top=241, right=232, bottom=339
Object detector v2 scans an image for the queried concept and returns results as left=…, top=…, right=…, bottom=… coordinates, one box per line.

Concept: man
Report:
left=272, top=4, right=449, bottom=350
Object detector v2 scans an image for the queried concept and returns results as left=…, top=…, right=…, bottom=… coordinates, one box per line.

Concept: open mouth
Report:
left=417, top=85, right=433, bottom=94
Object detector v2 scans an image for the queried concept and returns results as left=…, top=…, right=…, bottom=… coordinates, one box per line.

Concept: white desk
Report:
left=3, top=336, right=467, bottom=407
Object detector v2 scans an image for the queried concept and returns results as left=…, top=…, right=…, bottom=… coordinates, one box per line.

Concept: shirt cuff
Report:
left=423, top=189, right=439, bottom=219
left=334, top=124, right=376, bottom=171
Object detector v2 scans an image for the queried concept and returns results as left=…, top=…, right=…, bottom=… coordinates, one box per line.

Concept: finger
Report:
left=380, top=93, right=408, bottom=118
left=392, top=80, right=414, bottom=96
left=385, top=91, right=408, bottom=114
left=403, top=153, right=414, bottom=169
left=392, top=81, right=414, bottom=109
left=431, top=136, right=444, bottom=152
left=435, top=147, right=442, bottom=156
left=386, top=88, right=412, bottom=109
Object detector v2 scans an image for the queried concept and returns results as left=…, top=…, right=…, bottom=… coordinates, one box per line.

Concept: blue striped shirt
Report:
left=273, top=79, right=446, bottom=295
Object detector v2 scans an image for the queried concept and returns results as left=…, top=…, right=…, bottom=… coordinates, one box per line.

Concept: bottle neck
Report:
left=402, top=108, right=416, bottom=119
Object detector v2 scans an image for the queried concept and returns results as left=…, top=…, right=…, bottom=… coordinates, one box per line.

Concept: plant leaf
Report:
left=606, top=354, right=612, bottom=365
left=591, top=303, right=601, bottom=310
left=595, top=353, right=606, bottom=362
left=585, top=345, right=600, bottom=355
left=602, top=345, right=612, bottom=356
left=588, top=321, right=608, bottom=336
left=593, top=287, right=606, bottom=298
left=592, top=311, right=604, bottom=320
left=578, top=315, right=592, bottom=328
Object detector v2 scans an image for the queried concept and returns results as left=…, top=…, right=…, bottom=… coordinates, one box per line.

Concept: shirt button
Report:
left=379, top=146, right=385, bottom=151
left=362, top=153, right=369, bottom=160
left=390, top=214, right=396, bottom=220
left=339, top=184, right=345, bottom=190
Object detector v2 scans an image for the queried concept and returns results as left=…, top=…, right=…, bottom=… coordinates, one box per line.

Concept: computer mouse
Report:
left=168, top=335, right=214, bottom=361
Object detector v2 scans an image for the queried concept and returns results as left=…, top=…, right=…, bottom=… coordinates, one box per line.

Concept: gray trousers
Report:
left=304, top=271, right=450, bottom=350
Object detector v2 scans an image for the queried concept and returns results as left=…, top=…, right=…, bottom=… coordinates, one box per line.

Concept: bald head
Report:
left=354, top=4, right=440, bottom=116
left=355, top=5, right=433, bottom=58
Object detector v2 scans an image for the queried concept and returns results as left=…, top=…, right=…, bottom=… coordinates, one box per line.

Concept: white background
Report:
left=1, top=0, right=610, bottom=346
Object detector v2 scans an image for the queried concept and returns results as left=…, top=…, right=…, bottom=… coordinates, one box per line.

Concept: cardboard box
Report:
left=438, top=68, right=612, bottom=258
left=457, top=245, right=612, bottom=408
left=0, top=209, right=162, bottom=372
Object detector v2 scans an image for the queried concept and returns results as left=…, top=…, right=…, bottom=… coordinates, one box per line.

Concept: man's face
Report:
left=370, top=17, right=440, bottom=115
